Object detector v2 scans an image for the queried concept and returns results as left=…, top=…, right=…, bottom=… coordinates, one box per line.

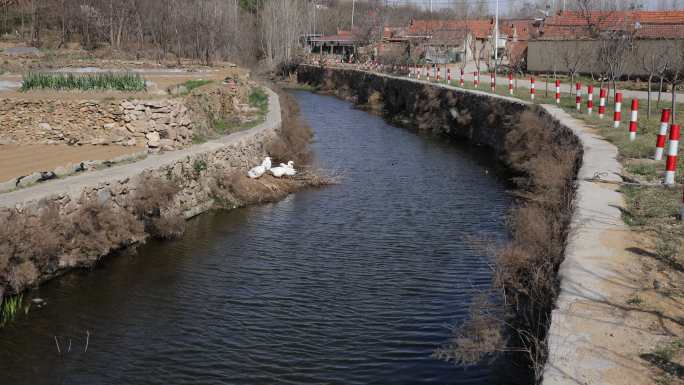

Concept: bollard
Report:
left=459, top=68, right=464, bottom=87
left=555, top=79, right=561, bottom=104
left=447, top=68, right=452, bottom=84
left=575, top=82, right=582, bottom=111
left=665, top=124, right=680, bottom=185
left=614, top=92, right=623, bottom=128
left=474, top=71, right=479, bottom=88
left=587, top=85, right=594, bottom=115
left=655, top=108, right=672, bottom=161
left=426, top=66, right=430, bottom=81
left=629, top=99, right=639, bottom=141
left=530, top=77, right=536, bottom=101
left=490, top=72, right=496, bottom=91
left=598, top=88, right=607, bottom=119
left=437, top=66, right=441, bottom=82
left=508, top=73, right=514, bottom=95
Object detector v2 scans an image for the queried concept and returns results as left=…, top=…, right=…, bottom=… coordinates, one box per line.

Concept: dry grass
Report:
left=0, top=173, right=185, bottom=295
left=437, top=110, right=582, bottom=382
left=266, top=90, right=314, bottom=165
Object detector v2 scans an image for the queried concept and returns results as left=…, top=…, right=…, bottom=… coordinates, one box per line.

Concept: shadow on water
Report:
left=0, top=90, right=525, bottom=384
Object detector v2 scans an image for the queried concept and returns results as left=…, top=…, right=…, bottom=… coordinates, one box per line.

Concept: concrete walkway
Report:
left=0, top=88, right=281, bottom=208
left=541, top=105, right=664, bottom=385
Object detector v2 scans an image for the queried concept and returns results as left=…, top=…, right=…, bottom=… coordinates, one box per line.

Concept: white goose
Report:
left=261, top=157, right=272, bottom=170
left=247, top=157, right=272, bottom=179
left=281, top=161, right=296, bottom=176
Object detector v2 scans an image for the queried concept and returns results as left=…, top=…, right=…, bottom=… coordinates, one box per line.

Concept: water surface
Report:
left=0, top=91, right=515, bottom=384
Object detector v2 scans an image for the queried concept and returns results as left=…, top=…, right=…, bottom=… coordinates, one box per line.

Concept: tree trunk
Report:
left=647, top=74, right=653, bottom=120
left=672, top=83, right=677, bottom=123
left=657, top=77, right=664, bottom=110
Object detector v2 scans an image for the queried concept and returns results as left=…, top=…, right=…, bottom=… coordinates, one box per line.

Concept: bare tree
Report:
left=561, top=41, right=587, bottom=96
left=642, top=45, right=669, bottom=119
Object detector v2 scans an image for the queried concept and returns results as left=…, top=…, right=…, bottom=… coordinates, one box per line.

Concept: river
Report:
left=0, top=91, right=517, bottom=384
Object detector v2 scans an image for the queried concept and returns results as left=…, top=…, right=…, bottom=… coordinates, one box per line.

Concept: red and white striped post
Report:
left=459, top=68, right=464, bottom=87
left=447, top=68, right=452, bottom=84
left=474, top=71, right=479, bottom=88
left=436, top=66, right=441, bottom=82
left=555, top=79, right=561, bottom=104
left=587, top=85, right=594, bottom=115
left=508, top=73, right=514, bottom=95
left=490, top=72, right=496, bottom=91
left=613, top=92, right=623, bottom=128
left=655, top=108, right=672, bottom=161
left=575, top=82, right=582, bottom=111
left=598, top=88, right=607, bottom=119
left=629, top=99, right=639, bottom=141
left=665, top=124, right=680, bottom=185
left=530, top=77, right=536, bottom=101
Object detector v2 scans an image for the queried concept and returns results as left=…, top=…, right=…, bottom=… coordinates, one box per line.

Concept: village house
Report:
left=527, top=11, right=684, bottom=76
left=379, top=18, right=535, bottom=67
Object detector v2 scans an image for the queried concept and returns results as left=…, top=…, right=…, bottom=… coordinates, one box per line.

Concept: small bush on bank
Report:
left=21, top=72, right=146, bottom=91
left=265, top=90, right=313, bottom=165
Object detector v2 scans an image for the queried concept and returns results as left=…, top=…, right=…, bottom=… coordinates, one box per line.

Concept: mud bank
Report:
left=0, top=88, right=314, bottom=304
left=295, top=65, right=586, bottom=383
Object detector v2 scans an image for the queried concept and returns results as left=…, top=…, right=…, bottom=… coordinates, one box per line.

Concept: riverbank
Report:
left=0, top=86, right=326, bottom=310
left=293, top=65, right=669, bottom=384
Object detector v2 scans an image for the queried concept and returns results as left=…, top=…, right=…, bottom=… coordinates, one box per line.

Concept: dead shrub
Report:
left=266, top=90, right=313, bottom=165
left=131, top=174, right=186, bottom=239
left=442, top=109, right=582, bottom=383
left=8, top=261, right=38, bottom=292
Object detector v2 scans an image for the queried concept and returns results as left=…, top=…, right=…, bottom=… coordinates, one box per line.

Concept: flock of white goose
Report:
left=247, top=157, right=297, bottom=179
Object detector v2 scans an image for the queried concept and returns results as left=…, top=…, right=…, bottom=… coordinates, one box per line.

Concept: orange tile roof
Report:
left=408, top=19, right=494, bottom=39
left=541, top=10, right=684, bottom=39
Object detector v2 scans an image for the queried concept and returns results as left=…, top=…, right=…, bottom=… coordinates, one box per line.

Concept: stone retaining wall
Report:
left=0, top=88, right=281, bottom=299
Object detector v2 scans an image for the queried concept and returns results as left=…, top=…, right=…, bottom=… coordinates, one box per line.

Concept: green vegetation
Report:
left=0, top=294, right=27, bottom=328
left=249, top=87, right=269, bottom=114
left=193, top=159, right=207, bottom=174
left=210, top=87, right=269, bottom=136
left=21, top=72, right=146, bottom=92
left=183, top=79, right=213, bottom=92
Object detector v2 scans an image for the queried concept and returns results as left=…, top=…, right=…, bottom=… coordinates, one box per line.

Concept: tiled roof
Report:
left=408, top=19, right=494, bottom=39
left=540, top=10, right=684, bottom=39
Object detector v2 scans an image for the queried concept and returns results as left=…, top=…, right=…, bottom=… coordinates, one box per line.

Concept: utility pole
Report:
left=494, top=0, right=499, bottom=64
left=352, top=0, right=355, bottom=30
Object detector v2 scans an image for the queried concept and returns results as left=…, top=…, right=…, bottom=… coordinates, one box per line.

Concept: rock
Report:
left=146, top=131, right=161, bottom=148
left=123, top=138, right=137, bottom=147
left=16, top=172, right=42, bottom=188
left=39, top=122, right=52, bottom=131
left=159, top=139, right=175, bottom=151
left=90, top=138, right=110, bottom=145
left=54, top=164, right=76, bottom=177
left=31, top=298, right=44, bottom=304
left=121, top=101, right=135, bottom=110
left=39, top=171, right=57, bottom=182
left=0, top=178, right=17, bottom=192
left=103, top=123, right=116, bottom=129
left=96, top=189, right=111, bottom=205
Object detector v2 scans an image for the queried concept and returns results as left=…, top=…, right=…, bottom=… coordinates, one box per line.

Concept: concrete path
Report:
left=0, top=88, right=281, bottom=208
left=541, top=105, right=665, bottom=385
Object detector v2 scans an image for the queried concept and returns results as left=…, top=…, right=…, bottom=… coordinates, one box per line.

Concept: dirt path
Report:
left=0, top=144, right=144, bottom=181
